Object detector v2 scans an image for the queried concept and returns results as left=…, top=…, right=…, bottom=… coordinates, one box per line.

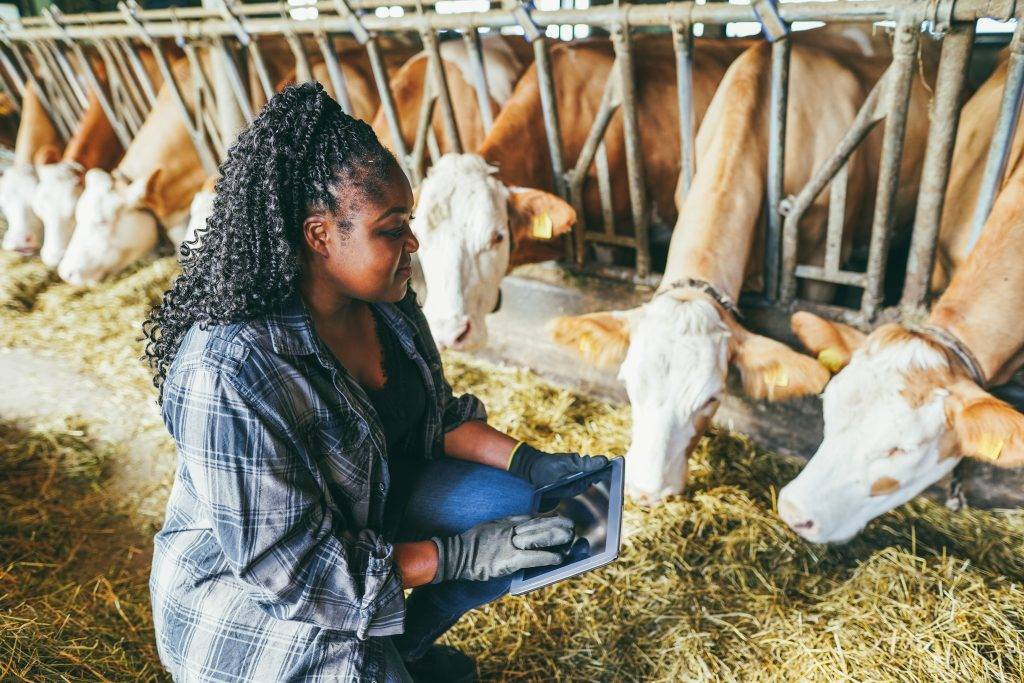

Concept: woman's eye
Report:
left=887, top=447, right=907, bottom=458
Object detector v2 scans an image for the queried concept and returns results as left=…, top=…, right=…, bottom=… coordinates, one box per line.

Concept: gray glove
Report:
left=431, top=514, right=575, bottom=584
left=509, top=443, right=610, bottom=488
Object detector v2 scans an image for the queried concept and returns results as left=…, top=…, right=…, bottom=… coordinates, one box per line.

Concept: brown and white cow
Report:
left=548, top=28, right=935, bottom=502
left=372, top=35, right=535, bottom=159
left=412, top=36, right=749, bottom=350
left=0, top=83, right=62, bottom=254
left=777, top=61, right=1024, bottom=543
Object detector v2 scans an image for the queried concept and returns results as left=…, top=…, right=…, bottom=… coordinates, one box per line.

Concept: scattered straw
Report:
left=0, top=251, right=57, bottom=312
left=0, top=255, right=1022, bottom=681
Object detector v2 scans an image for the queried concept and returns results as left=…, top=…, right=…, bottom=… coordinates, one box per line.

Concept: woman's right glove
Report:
left=430, top=514, right=575, bottom=583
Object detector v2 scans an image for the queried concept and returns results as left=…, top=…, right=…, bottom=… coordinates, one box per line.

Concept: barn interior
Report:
left=0, top=0, right=1023, bottom=680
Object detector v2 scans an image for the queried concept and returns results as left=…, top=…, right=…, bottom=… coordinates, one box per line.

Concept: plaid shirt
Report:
left=150, top=289, right=485, bottom=682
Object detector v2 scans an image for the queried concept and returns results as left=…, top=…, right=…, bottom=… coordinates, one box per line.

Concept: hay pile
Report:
left=0, top=255, right=1022, bottom=681
left=0, top=418, right=164, bottom=681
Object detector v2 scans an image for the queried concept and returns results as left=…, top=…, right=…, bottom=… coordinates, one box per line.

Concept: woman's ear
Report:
left=302, top=214, right=333, bottom=259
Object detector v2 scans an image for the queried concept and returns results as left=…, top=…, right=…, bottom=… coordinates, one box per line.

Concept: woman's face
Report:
left=303, top=161, right=418, bottom=303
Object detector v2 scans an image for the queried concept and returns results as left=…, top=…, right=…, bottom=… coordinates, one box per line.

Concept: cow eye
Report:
left=489, top=231, right=504, bottom=247
left=887, top=447, right=906, bottom=457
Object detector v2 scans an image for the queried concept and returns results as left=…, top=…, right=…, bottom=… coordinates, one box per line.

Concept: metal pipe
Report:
left=421, top=26, right=461, bottom=154
left=286, top=31, right=312, bottom=82
left=185, top=42, right=226, bottom=158
left=900, top=21, right=975, bottom=309
left=120, top=37, right=158, bottom=107
left=596, top=144, right=615, bottom=235
left=315, top=31, right=353, bottom=114
left=763, top=35, right=790, bottom=302
left=7, top=1, right=1017, bottom=39
left=47, top=38, right=89, bottom=113
left=462, top=28, right=494, bottom=133
left=779, top=76, right=887, bottom=302
left=794, top=264, right=866, bottom=288
left=410, top=76, right=436, bottom=184
left=107, top=37, right=149, bottom=125
left=35, top=40, right=83, bottom=122
left=671, top=20, right=695, bottom=195
left=967, top=18, right=1024, bottom=252
left=63, top=37, right=134, bottom=148
left=611, top=22, right=651, bottom=278
left=94, top=39, right=144, bottom=134
left=0, top=44, right=27, bottom=100
left=214, top=35, right=254, bottom=123
left=22, top=40, right=75, bottom=139
left=365, top=36, right=411, bottom=179
left=247, top=37, right=275, bottom=102
left=861, top=12, right=918, bottom=319
left=5, top=39, right=65, bottom=140
left=824, top=162, right=849, bottom=273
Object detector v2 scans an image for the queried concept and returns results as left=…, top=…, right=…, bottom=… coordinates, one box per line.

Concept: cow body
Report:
left=413, top=36, right=749, bottom=350
left=0, top=84, right=62, bottom=254
left=779, top=61, right=1024, bottom=542
left=549, top=28, right=937, bottom=502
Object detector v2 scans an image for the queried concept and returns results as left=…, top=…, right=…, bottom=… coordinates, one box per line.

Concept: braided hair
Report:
left=144, top=82, right=398, bottom=398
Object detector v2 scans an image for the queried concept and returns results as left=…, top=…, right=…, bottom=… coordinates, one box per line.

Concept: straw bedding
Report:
left=0, top=252, right=1022, bottom=682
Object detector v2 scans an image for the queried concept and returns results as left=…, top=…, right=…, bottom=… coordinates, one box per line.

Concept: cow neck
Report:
left=927, top=161, right=1024, bottom=387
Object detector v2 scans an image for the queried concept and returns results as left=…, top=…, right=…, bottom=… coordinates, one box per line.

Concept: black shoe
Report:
left=403, top=644, right=477, bottom=683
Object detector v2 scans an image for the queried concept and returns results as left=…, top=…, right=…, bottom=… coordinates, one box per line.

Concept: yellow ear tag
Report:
left=578, top=333, right=595, bottom=358
left=764, top=365, right=790, bottom=388
left=532, top=212, right=553, bottom=239
left=818, top=347, right=845, bottom=374
left=977, top=434, right=1004, bottom=461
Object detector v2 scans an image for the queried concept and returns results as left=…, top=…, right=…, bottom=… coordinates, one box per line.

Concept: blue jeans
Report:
left=390, top=457, right=535, bottom=661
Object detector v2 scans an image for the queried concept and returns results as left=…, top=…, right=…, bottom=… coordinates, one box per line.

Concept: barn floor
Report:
left=1, top=250, right=1023, bottom=681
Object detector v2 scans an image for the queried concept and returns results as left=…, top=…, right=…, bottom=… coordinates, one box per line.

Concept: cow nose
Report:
left=778, top=500, right=816, bottom=535
left=490, top=289, right=503, bottom=314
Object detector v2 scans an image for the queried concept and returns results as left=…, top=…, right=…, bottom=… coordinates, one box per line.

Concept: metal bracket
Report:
left=512, top=0, right=544, bottom=43
left=333, top=0, right=371, bottom=45
left=751, top=0, right=789, bottom=42
left=217, top=0, right=251, bottom=47
left=925, top=0, right=956, bottom=36
left=118, top=0, right=155, bottom=47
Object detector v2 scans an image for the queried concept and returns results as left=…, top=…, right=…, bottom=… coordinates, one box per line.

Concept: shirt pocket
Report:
left=311, top=414, right=373, bottom=506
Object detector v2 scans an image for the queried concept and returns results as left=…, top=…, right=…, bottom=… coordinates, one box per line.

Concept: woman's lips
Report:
left=396, top=264, right=412, bottom=279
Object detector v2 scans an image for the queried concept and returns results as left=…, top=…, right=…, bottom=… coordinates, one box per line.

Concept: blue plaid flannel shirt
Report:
left=150, top=289, right=486, bottom=682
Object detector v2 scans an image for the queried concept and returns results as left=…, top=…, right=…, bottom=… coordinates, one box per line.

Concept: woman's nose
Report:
left=405, top=228, right=419, bottom=253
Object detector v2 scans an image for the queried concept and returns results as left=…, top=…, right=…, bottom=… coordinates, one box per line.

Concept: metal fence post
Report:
left=900, top=21, right=975, bottom=309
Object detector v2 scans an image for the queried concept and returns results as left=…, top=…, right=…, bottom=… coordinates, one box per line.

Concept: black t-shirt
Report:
left=365, top=308, right=428, bottom=538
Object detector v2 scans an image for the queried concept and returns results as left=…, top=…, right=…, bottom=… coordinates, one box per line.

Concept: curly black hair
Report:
left=144, top=82, right=399, bottom=399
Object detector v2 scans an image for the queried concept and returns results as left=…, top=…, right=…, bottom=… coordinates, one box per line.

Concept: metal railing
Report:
left=0, top=0, right=1020, bottom=326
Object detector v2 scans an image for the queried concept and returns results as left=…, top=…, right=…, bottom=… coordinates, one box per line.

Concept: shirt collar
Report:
left=262, top=292, right=418, bottom=357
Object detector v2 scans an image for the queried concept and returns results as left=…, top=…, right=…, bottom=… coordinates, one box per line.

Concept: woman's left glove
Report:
left=507, top=442, right=609, bottom=488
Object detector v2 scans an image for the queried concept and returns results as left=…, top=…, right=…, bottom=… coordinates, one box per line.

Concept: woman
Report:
left=144, top=82, right=608, bottom=682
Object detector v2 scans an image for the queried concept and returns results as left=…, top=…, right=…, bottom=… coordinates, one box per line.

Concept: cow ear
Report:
left=33, top=144, right=61, bottom=166
left=126, top=168, right=162, bottom=209
left=726, top=317, right=830, bottom=401
left=201, top=174, right=218, bottom=194
left=548, top=308, right=637, bottom=370
left=791, top=311, right=866, bottom=374
left=507, top=187, right=576, bottom=243
left=947, top=379, right=1024, bottom=467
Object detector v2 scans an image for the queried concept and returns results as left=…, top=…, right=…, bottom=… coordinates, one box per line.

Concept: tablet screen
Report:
left=510, top=458, right=624, bottom=595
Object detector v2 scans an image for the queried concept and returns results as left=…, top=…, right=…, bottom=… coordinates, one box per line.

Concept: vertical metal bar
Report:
left=110, top=38, right=150, bottom=123
left=185, top=43, right=225, bottom=159
left=967, top=19, right=1024, bottom=252
left=120, top=37, right=158, bottom=108
left=462, top=28, right=494, bottom=133
left=247, top=38, right=275, bottom=102
left=780, top=79, right=886, bottom=302
left=286, top=32, right=312, bottom=83
left=213, top=35, right=253, bottom=123
left=861, top=14, right=918, bottom=319
left=596, top=144, right=615, bottom=235
left=365, top=36, right=411, bottom=179
left=67, top=40, right=134, bottom=148
left=97, top=38, right=144, bottom=132
left=764, top=36, right=791, bottom=302
left=611, top=22, right=651, bottom=278
left=0, top=44, right=27, bottom=101
left=47, top=39, right=89, bottom=113
left=900, top=22, right=975, bottom=308
left=824, top=163, right=849, bottom=273
left=35, top=40, right=83, bottom=121
left=671, top=20, right=695, bottom=194
left=23, top=41, right=74, bottom=139
left=421, top=27, right=462, bottom=154
left=410, top=77, right=437, bottom=184
left=315, top=31, right=354, bottom=114
left=533, top=38, right=567, bottom=200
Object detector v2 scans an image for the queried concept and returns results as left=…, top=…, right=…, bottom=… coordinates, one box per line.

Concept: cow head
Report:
left=58, top=168, right=160, bottom=285
left=550, top=291, right=829, bottom=503
left=0, top=161, right=44, bottom=254
left=32, top=160, right=86, bottom=267
left=778, top=312, right=1024, bottom=543
left=413, top=154, right=574, bottom=350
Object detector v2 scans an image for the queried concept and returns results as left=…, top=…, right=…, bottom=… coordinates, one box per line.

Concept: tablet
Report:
left=509, top=457, right=624, bottom=596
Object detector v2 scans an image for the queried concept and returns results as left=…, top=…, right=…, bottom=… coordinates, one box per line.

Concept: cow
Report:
left=0, top=83, right=62, bottom=254
left=411, top=36, right=750, bottom=350
left=547, top=28, right=936, bottom=503
left=58, top=55, right=207, bottom=285
left=372, top=34, right=535, bottom=159
left=776, top=62, right=1024, bottom=544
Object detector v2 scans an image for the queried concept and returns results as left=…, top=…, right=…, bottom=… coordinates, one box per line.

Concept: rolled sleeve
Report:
left=163, top=366, right=405, bottom=639
left=439, top=373, right=487, bottom=434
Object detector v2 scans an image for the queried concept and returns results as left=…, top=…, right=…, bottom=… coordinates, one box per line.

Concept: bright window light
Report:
left=574, top=23, right=589, bottom=38
left=537, top=0, right=559, bottom=10
left=435, top=0, right=490, bottom=12
left=726, top=21, right=761, bottom=37
left=977, top=18, right=1016, bottom=33
left=546, top=24, right=559, bottom=38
